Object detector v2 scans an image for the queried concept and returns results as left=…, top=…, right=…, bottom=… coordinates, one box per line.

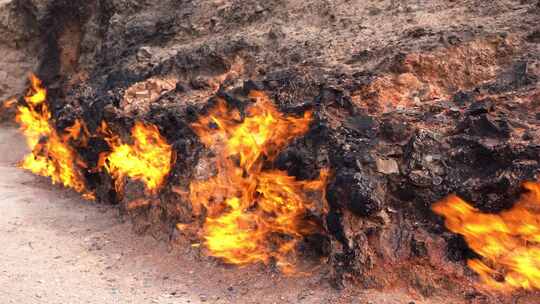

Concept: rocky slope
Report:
left=2, top=1, right=540, bottom=303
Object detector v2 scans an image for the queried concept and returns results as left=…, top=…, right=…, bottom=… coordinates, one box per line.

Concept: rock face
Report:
left=0, top=0, right=39, bottom=106
left=3, top=0, right=540, bottom=302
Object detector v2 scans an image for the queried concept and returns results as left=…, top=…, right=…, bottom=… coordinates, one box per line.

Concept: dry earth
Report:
left=0, top=125, right=446, bottom=304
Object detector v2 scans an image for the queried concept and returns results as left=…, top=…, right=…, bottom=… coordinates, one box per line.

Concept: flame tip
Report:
left=433, top=182, right=540, bottom=291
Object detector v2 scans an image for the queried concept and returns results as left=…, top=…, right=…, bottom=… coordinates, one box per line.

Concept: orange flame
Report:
left=189, top=91, right=328, bottom=272
left=99, top=121, right=172, bottom=194
left=15, top=74, right=92, bottom=198
left=433, top=182, right=540, bottom=291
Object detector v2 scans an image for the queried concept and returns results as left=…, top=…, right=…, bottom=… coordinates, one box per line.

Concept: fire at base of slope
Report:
left=433, top=181, right=540, bottom=292
left=189, top=91, right=329, bottom=273
left=9, top=74, right=330, bottom=274
left=98, top=121, right=173, bottom=196
left=15, top=75, right=93, bottom=198
left=11, top=74, right=540, bottom=286
left=13, top=74, right=172, bottom=199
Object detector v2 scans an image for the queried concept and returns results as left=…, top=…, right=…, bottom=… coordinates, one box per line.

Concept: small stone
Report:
left=136, top=47, right=152, bottom=62
left=255, top=5, right=264, bottom=13
left=345, top=114, right=377, bottom=138
left=267, top=80, right=279, bottom=88
left=376, top=158, right=399, bottom=174
left=367, top=7, right=382, bottom=15
left=175, top=82, right=189, bottom=93
left=190, top=77, right=210, bottom=90
left=453, top=91, right=473, bottom=105
left=243, top=80, right=264, bottom=92
left=408, top=27, right=428, bottom=38
left=268, top=26, right=284, bottom=40
left=467, top=99, right=493, bottom=116
left=134, top=90, right=150, bottom=98
left=432, top=176, right=443, bottom=186
left=409, top=170, right=432, bottom=187
left=446, top=34, right=461, bottom=45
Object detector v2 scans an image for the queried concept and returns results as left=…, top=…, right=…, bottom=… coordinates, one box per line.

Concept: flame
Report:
left=99, top=121, right=172, bottom=194
left=433, top=182, right=540, bottom=291
left=190, top=91, right=328, bottom=272
left=14, top=74, right=172, bottom=200
left=15, top=74, right=92, bottom=198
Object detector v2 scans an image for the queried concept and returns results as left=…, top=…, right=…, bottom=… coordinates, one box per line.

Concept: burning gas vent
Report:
left=188, top=91, right=329, bottom=272
left=16, top=74, right=92, bottom=198
left=11, top=75, right=329, bottom=274
left=433, top=182, right=540, bottom=291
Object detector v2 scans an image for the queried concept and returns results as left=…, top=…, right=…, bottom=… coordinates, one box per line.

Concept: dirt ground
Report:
left=0, top=125, right=445, bottom=304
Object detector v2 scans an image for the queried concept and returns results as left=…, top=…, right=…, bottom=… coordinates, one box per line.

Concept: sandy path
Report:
left=0, top=127, right=209, bottom=303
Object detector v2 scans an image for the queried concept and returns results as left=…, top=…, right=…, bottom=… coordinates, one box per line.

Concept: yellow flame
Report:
left=15, top=74, right=92, bottom=198
left=433, top=182, right=540, bottom=291
left=190, top=91, right=328, bottom=272
left=100, top=121, right=172, bottom=194
left=25, top=75, right=47, bottom=106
